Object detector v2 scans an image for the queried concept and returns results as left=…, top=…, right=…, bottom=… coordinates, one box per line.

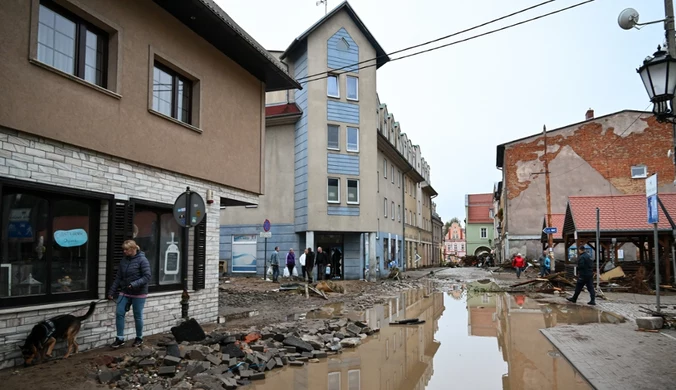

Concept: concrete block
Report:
left=636, top=317, right=664, bottom=330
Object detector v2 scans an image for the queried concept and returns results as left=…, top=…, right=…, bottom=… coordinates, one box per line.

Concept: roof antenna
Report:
left=316, top=0, right=328, bottom=15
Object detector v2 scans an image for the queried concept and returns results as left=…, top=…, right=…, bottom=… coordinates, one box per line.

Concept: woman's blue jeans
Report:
left=116, top=295, right=146, bottom=340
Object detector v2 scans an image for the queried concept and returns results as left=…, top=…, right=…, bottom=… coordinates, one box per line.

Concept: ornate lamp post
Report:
left=637, top=47, right=676, bottom=122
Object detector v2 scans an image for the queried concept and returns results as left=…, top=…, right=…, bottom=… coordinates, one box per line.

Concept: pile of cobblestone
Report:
left=96, top=318, right=378, bottom=389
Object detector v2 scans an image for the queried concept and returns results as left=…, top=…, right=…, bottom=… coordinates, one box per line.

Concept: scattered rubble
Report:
left=94, top=317, right=379, bottom=389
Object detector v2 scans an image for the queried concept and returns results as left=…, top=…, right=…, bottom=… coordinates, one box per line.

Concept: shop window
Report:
left=1, top=186, right=99, bottom=306
left=133, top=205, right=183, bottom=287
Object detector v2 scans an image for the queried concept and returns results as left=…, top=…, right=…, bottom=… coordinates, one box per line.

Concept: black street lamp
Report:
left=496, top=225, right=502, bottom=235
left=637, top=46, right=676, bottom=122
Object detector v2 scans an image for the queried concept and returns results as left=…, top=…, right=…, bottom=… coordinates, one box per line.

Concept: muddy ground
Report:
left=0, top=269, right=440, bottom=390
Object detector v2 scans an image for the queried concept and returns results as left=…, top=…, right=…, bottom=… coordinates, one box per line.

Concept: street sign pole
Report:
left=262, top=219, right=271, bottom=281
left=596, top=207, right=600, bottom=292
left=646, top=174, right=660, bottom=313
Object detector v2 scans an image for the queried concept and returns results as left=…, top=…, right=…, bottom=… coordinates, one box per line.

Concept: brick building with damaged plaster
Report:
left=495, top=109, right=675, bottom=261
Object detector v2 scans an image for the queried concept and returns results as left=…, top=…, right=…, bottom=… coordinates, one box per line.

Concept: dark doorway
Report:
left=315, top=233, right=344, bottom=280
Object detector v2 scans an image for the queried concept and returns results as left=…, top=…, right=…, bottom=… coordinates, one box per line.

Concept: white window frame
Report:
left=346, top=76, right=359, bottom=101
left=327, top=124, right=340, bottom=150
left=327, top=74, right=340, bottom=98
left=347, top=179, right=360, bottom=204
left=391, top=201, right=395, bottom=220
left=631, top=165, right=647, bottom=179
left=398, top=205, right=401, bottom=222
left=391, top=165, right=394, bottom=183
left=327, top=177, right=340, bottom=203
left=384, top=159, right=387, bottom=178
left=384, top=198, right=388, bottom=218
left=347, top=127, right=359, bottom=152
left=480, top=227, right=487, bottom=238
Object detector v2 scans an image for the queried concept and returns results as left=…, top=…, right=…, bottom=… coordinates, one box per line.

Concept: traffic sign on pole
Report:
left=259, top=232, right=272, bottom=238
left=543, top=227, right=558, bottom=235
left=646, top=174, right=658, bottom=224
left=263, top=219, right=271, bottom=232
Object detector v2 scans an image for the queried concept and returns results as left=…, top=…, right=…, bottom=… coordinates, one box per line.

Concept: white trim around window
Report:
left=328, top=177, right=340, bottom=203
left=327, top=74, right=340, bottom=98
left=480, top=227, right=487, bottom=238
left=347, top=127, right=359, bottom=152
left=346, top=76, right=358, bottom=101
left=384, top=197, right=388, bottom=218
left=347, top=179, right=360, bottom=204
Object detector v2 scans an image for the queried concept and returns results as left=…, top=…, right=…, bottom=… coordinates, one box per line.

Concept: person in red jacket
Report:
left=512, top=253, right=526, bottom=279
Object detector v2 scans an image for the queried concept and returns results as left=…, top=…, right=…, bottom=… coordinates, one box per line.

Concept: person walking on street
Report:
left=513, top=253, right=525, bottom=279
left=299, top=248, right=307, bottom=281
left=543, top=253, right=552, bottom=276
left=539, top=250, right=550, bottom=277
left=305, top=247, right=315, bottom=283
left=286, top=248, right=296, bottom=279
left=315, top=247, right=328, bottom=281
left=107, top=240, right=151, bottom=349
left=567, top=246, right=596, bottom=305
left=270, top=247, right=280, bottom=282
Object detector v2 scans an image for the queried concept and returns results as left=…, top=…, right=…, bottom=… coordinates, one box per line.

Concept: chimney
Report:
left=585, top=108, right=594, bottom=120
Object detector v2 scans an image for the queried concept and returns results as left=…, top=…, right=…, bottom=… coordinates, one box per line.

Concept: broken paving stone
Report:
left=158, top=366, right=176, bottom=376
left=189, top=349, right=207, bottom=361
left=636, top=316, right=664, bottom=330
left=251, top=345, right=265, bottom=352
left=206, top=354, right=221, bottom=366
left=283, top=336, right=314, bottom=352
left=295, top=357, right=309, bottom=362
left=221, top=343, right=245, bottom=359
left=265, top=359, right=276, bottom=371
left=139, top=358, right=156, bottom=368
left=250, top=372, right=266, bottom=381
left=340, top=338, right=361, bottom=348
left=308, top=358, right=320, bottom=363
left=334, top=332, right=345, bottom=340
left=186, top=362, right=210, bottom=377
left=166, top=343, right=181, bottom=358
left=239, top=369, right=253, bottom=378
left=355, top=321, right=368, bottom=328
left=275, top=357, right=284, bottom=367
left=221, top=336, right=237, bottom=345
left=313, top=351, right=327, bottom=359
left=346, top=323, right=363, bottom=336
left=173, top=371, right=186, bottom=383
left=289, top=361, right=304, bottom=367
left=117, top=380, right=130, bottom=389
left=171, top=318, right=206, bottom=343
left=132, top=349, right=154, bottom=358
left=163, top=356, right=181, bottom=366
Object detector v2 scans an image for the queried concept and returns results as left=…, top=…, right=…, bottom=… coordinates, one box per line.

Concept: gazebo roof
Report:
left=563, top=193, right=676, bottom=235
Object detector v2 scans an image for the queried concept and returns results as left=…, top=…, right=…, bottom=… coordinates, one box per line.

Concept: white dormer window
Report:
left=631, top=165, right=647, bottom=179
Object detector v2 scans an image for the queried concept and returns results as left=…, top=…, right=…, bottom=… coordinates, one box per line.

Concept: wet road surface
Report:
left=247, top=283, right=622, bottom=389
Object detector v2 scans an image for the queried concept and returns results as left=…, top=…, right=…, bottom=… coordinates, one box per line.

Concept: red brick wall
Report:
left=504, top=114, right=674, bottom=200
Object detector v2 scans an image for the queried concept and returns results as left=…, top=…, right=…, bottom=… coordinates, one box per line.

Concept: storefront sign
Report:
left=232, top=234, right=257, bottom=273
left=54, top=229, right=88, bottom=247
left=164, top=232, right=180, bottom=275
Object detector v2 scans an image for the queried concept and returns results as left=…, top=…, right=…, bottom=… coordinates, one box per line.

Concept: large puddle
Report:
left=249, top=282, right=624, bottom=389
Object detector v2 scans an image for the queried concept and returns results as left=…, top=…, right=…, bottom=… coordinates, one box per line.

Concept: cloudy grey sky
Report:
left=217, top=0, right=665, bottom=222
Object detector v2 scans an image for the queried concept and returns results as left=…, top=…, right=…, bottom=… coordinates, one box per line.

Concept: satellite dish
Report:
left=618, top=8, right=640, bottom=30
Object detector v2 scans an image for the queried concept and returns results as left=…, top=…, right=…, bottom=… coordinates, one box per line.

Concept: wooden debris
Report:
left=307, top=285, right=328, bottom=300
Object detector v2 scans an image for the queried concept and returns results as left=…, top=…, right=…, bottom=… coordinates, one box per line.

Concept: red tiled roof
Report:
left=468, top=205, right=493, bottom=224
left=566, top=193, right=676, bottom=232
left=468, top=193, right=493, bottom=204
left=541, top=214, right=565, bottom=240
left=265, top=103, right=301, bottom=117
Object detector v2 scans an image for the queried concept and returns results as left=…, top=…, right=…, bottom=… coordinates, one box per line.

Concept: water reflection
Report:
left=429, top=287, right=622, bottom=390
left=251, top=282, right=444, bottom=390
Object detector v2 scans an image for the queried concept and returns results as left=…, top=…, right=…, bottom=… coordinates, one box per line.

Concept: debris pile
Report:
left=95, top=318, right=379, bottom=389
left=509, top=272, right=575, bottom=293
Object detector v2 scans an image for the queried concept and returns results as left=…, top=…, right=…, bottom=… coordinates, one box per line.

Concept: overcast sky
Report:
left=217, top=0, right=665, bottom=222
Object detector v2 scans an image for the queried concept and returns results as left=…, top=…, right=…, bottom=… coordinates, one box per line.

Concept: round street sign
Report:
left=263, top=219, right=271, bottom=232
left=173, top=190, right=207, bottom=228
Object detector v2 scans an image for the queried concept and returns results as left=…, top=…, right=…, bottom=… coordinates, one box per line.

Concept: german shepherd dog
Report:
left=21, top=301, right=97, bottom=365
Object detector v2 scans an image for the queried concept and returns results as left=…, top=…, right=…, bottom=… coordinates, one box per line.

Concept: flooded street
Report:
left=243, top=284, right=624, bottom=389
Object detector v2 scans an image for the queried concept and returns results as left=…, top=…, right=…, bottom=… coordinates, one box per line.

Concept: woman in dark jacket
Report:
left=107, top=240, right=151, bottom=348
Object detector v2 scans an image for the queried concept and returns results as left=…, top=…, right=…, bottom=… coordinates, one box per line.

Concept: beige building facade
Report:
left=0, top=0, right=297, bottom=369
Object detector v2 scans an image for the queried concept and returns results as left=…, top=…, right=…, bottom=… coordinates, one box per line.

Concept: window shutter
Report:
left=107, top=200, right=134, bottom=292
left=193, top=215, right=207, bottom=290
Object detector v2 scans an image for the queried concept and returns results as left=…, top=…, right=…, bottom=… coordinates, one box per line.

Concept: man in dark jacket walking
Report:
left=107, top=240, right=151, bottom=348
left=315, top=247, right=328, bottom=281
left=567, top=246, right=596, bottom=305
left=305, top=247, right=315, bottom=283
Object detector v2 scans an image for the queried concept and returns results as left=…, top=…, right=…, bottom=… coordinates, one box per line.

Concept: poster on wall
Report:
left=232, top=235, right=258, bottom=273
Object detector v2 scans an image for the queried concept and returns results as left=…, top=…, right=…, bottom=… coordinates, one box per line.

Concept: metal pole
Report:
left=671, top=232, right=676, bottom=285
left=264, top=237, right=268, bottom=281
left=665, top=0, right=676, bottom=57
left=596, top=208, right=600, bottom=291
left=182, top=187, right=191, bottom=319
left=655, top=222, right=661, bottom=312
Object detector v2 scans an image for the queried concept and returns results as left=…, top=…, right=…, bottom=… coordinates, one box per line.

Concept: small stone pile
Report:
left=96, top=318, right=378, bottom=390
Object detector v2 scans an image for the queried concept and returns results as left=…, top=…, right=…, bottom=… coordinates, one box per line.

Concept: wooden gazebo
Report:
left=561, top=193, right=676, bottom=282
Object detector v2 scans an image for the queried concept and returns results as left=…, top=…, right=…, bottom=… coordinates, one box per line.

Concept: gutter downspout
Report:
left=402, top=167, right=413, bottom=272
left=431, top=193, right=438, bottom=265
